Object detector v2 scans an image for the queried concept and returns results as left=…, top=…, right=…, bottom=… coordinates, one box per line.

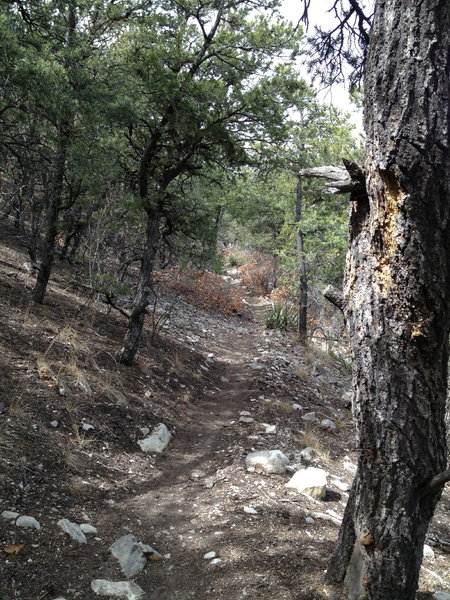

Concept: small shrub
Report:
left=265, top=303, right=299, bottom=331
left=155, top=267, right=248, bottom=316
left=239, top=252, right=276, bottom=294
left=228, top=254, right=245, bottom=267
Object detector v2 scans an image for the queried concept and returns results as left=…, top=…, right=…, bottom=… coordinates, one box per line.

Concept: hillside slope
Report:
left=0, top=226, right=448, bottom=600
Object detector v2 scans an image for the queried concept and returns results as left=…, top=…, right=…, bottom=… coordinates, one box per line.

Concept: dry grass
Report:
left=293, top=365, right=309, bottom=380
left=61, top=442, right=83, bottom=470
left=302, top=428, right=322, bottom=452
left=102, top=382, right=127, bottom=404
left=9, top=398, right=31, bottom=418
left=59, top=359, right=92, bottom=395
left=170, top=353, right=187, bottom=376
left=70, top=425, right=94, bottom=449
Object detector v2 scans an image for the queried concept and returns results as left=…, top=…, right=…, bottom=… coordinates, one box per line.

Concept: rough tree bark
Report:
left=116, top=209, right=161, bottom=365
left=324, top=1, right=450, bottom=599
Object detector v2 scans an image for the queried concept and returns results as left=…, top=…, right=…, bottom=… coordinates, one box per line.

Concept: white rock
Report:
left=302, top=412, right=318, bottom=422
left=203, top=551, right=217, bottom=559
left=285, top=467, right=327, bottom=500
left=220, top=376, right=229, bottom=383
left=433, top=593, right=450, bottom=600
left=139, top=427, right=150, bottom=437
left=138, top=423, right=171, bottom=453
left=57, top=518, right=87, bottom=543
left=80, top=523, right=98, bottom=534
left=1, top=510, right=19, bottom=521
left=243, top=506, right=258, bottom=514
left=246, top=450, right=289, bottom=475
left=343, top=461, right=357, bottom=473
left=50, top=420, right=59, bottom=427
left=110, top=534, right=147, bottom=578
left=263, top=424, right=277, bottom=434
left=210, top=558, right=222, bottom=565
left=332, top=479, right=351, bottom=492
left=292, top=403, right=302, bottom=410
left=423, top=544, right=435, bottom=559
left=82, top=423, right=95, bottom=431
left=240, top=411, right=252, bottom=416
left=16, top=516, right=41, bottom=530
left=91, top=580, right=147, bottom=599
left=239, top=416, right=254, bottom=423
left=320, top=418, right=337, bottom=431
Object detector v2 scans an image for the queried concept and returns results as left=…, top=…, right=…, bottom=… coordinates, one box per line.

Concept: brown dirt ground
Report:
left=0, top=225, right=449, bottom=600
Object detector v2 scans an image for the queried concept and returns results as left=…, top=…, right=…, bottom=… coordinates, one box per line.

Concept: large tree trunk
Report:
left=325, top=2, right=450, bottom=599
left=117, top=210, right=161, bottom=365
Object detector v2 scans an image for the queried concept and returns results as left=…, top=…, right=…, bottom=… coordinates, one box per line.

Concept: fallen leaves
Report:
left=3, top=543, right=25, bottom=555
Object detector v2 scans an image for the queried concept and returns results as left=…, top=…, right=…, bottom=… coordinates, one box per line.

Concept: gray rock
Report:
left=305, top=516, right=315, bottom=524
left=82, top=422, right=95, bottom=431
left=292, top=403, right=302, bottom=410
left=423, top=544, right=435, bottom=559
left=433, top=593, right=450, bottom=600
left=300, top=447, right=314, bottom=463
left=203, top=551, right=216, bottom=559
left=302, top=412, right=318, bottom=422
left=110, top=534, right=147, bottom=578
left=247, top=363, right=263, bottom=370
left=91, top=580, right=147, bottom=600
left=57, top=518, right=87, bottom=543
left=239, top=416, right=254, bottom=423
left=138, top=423, right=171, bottom=453
left=285, top=467, right=327, bottom=499
left=320, top=418, right=337, bottom=431
left=210, top=558, right=222, bottom=565
left=16, top=516, right=41, bottom=530
left=246, top=450, right=289, bottom=475
left=342, top=391, right=353, bottom=408
left=220, top=376, right=229, bottom=383
left=1, top=510, right=19, bottom=521
left=80, top=523, right=98, bottom=535
left=50, top=420, right=59, bottom=427
left=139, top=543, right=163, bottom=559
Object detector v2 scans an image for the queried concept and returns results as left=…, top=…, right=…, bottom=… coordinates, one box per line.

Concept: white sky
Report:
left=279, top=0, right=366, bottom=136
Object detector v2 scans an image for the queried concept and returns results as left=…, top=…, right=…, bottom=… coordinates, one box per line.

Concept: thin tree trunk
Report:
left=325, top=1, right=450, bottom=598
left=32, top=123, right=69, bottom=303
left=32, top=3, right=75, bottom=303
left=117, top=210, right=161, bottom=365
left=295, top=174, right=308, bottom=343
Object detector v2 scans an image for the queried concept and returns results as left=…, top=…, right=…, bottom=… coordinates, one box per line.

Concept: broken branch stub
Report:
left=299, top=160, right=366, bottom=196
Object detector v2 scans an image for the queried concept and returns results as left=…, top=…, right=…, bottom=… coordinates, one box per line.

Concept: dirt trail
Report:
left=97, top=294, right=277, bottom=599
